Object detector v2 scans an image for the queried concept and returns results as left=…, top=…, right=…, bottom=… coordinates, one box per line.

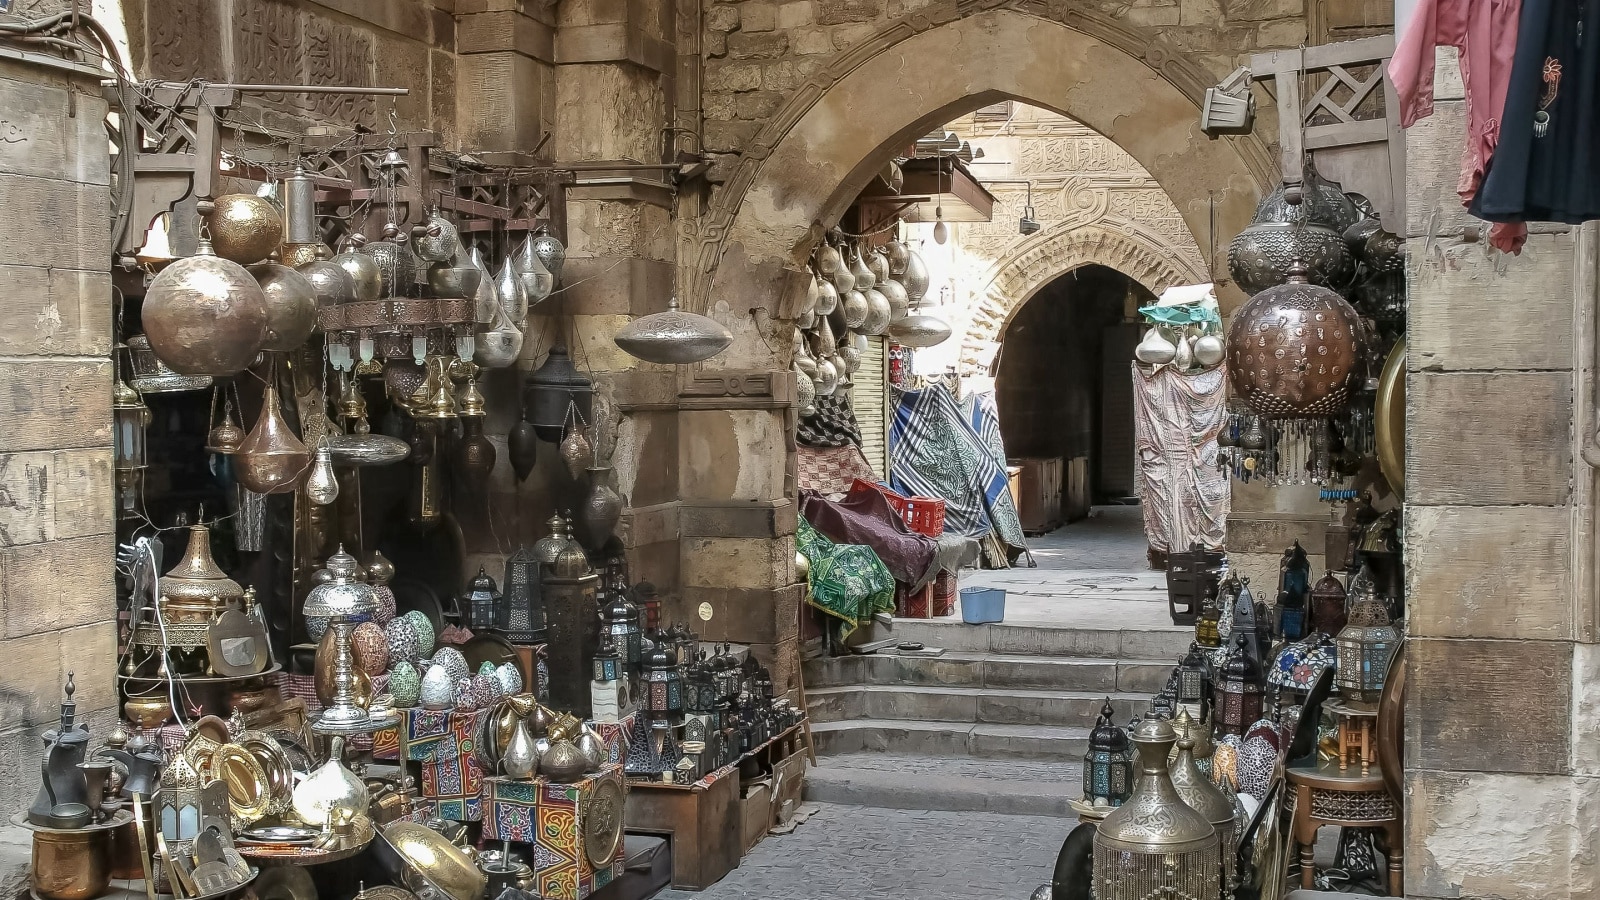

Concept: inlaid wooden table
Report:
left=1286, top=759, right=1401, bottom=896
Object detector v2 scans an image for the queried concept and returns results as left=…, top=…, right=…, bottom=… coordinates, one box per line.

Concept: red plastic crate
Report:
left=850, top=480, right=947, bottom=538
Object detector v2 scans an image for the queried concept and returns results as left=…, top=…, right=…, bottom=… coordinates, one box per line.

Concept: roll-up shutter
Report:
left=851, top=336, right=889, bottom=477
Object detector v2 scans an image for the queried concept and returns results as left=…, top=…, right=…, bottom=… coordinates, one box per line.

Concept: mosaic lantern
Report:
left=601, top=591, right=643, bottom=675
left=592, top=630, right=624, bottom=684
left=1094, top=716, right=1222, bottom=900
left=500, top=545, right=547, bottom=643
left=1082, top=699, right=1135, bottom=808
left=465, top=567, right=501, bottom=631
left=1216, top=633, right=1264, bottom=738
left=1334, top=584, right=1399, bottom=702
left=1170, top=708, right=1239, bottom=894
left=1177, top=643, right=1213, bottom=723
left=642, top=644, right=684, bottom=754
left=590, top=631, right=629, bottom=723
left=1309, top=571, right=1348, bottom=636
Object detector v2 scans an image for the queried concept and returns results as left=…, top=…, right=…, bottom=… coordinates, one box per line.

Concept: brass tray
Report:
left=1374, top=338, right=1405, bottom=498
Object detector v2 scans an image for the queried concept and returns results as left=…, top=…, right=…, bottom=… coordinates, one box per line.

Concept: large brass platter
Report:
left=582, top=775, right=625, bottom=868
left=214, top=743, right=271, bottom=826
left=1374, top=338, right=1406, bottom=498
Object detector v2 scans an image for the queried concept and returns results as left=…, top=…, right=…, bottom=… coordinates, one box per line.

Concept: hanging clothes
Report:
left=1389, top=0, right=1527, bottom=251
left=1131, top=362, right=1230, bottom=555
left=1471, top=0, right=1600, bottom=232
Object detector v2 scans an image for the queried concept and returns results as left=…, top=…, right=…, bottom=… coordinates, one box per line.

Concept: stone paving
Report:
left=654, top=802, right=1065, bottom=900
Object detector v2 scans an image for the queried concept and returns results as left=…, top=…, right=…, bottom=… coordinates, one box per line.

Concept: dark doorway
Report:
left=992, top=265, right=1153, bottom=518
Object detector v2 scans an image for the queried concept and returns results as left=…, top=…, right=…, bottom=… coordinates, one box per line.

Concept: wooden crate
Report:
left=1009, top=457, right=1063, bottom=534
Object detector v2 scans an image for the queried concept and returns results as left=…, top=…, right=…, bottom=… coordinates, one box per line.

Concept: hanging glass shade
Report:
left=1169, top=708, right=1239, bottom=894
left=142, top=240, right=268, bottom=376
left=1334, top=584, right=1398, bottom=702
left=1082, top=699, right=1135, bottom=808
left=524, top=344, right=594, bottom=442
left=500, top=545, right=548, bottom=643
left=1094, top=716, right=1222, bottom=900
left=1309, top=571, right=1349, bottom=636
left=1226, top=264, right=1363, bottom=419
left=613, top=297, right=733, bottom=365
left=1216, top=633, right=1264, bottom=737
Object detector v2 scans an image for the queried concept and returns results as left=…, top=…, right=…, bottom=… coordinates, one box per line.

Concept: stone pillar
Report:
left=0, top=56, right=117, bottom=873
left=1402, top=50, right=1598, bottom=900
left=456, top=0, right=556, bottom=151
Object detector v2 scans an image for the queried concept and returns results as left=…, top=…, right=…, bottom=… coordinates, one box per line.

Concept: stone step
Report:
left=804, top=651, right=1173, bottom=694
left=807, top=685, right=1145, bottom=728
left=877, top=617, right=1193, bottom=660
left=811, top=718, right=1093, bottom=760
left=803, top=752, right=1086, bottom=817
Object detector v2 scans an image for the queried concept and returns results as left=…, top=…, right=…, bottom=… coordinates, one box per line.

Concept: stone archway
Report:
left=956, top=221, right=1210, bottom=370
left=682, top=1, right=1273, bottom=370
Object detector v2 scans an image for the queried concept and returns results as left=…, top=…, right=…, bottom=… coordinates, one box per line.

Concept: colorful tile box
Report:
left=372, top=708, right=490, bottom=822
left=483, top=766, right=627, bottom=900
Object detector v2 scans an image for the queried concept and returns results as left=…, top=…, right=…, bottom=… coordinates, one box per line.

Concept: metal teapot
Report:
left=96, top=745, right=162, bottom=798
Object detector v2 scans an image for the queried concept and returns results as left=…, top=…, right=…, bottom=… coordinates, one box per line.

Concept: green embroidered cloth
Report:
left=797, top=519, right=895, bottom=636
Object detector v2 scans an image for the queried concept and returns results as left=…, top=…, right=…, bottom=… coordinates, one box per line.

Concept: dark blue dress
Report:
left=1470, top=0, right=1600, bottom=224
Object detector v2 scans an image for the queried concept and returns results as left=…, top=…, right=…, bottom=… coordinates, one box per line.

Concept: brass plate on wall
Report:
left=1374, top=338, right=1405, bottom=498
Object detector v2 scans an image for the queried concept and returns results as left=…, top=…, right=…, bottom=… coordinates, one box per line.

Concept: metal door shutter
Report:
left=852, top=336, right=889, bottom=477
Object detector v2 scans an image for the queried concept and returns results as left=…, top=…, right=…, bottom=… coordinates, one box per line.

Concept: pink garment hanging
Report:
left=1131, top=362, right=1229, bottom=554
left=1389, top=0, right=1528, bottom=251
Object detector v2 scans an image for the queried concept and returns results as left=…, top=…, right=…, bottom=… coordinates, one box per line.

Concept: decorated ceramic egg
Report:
left=494, top=662, right=523, bottom=697
left=470, top=673, right=501, bottom=707
left=306, top=615, right=330, bottom=642
left=420, top=664, right=455, bottom=710
left=1244, top=719, right=1281, bottom=752
left=478, top=661, right=497, bottom=677
left=389, top=661, right=421, bottom=707
left=352, top=622, right=390, bottom=676
left=373, top=585, right=397, bottom=626
left=431, top=645, right=469, bottom=684
left=385, top=616, right=420, bottom=665
left=455, top=678, right=478, bottom=712
left=1236, top=734, right=1278, bottom=802
left=403, top=610, right=435, bottom=657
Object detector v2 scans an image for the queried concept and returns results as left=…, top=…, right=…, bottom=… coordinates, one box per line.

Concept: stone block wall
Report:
left=0, top=57, right=117, bottom=819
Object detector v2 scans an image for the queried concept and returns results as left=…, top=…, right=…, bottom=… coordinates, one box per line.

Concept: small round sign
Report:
left=697, top=601, right=714, bottom=621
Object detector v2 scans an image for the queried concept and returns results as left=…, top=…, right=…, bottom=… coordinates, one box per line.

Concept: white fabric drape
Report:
left=1131, top=362, right=1230, bottom=553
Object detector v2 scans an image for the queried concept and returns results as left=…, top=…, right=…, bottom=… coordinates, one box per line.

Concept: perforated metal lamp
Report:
left=1177, top=642, right=1214, bottom=722
left=1094, top=716, right=1222, bottom=900
left=1082, top=699, right=1135, bottom=808
left=465, top=567, right=501, bottom=631
left=1334, top=584, right=1399, bottom=702
left=500, top=545, right=547, bottom=643
left=1216, top=632, right=1264, bottom=737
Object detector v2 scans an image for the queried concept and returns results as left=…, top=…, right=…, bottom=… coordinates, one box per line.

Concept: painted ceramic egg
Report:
left=352, top=622, right=390, bottom=676
left=389, top=661, right=421, bottom=707
left=455, top=678, right=478, bottom=712
left=1244, top=719, right=1282, bottom=752
left=306, top=615, right=330, bottom=642
left=385, top=616, right=420, bottom=665
left=419, top=664, right=456, bottom=710
left=431, top=645, right=469, bottom=684
left=373, top=585, right=397, bottom=626
left=471, top=673, right=502, bottom=706
left=1236, top=735, right=1278, bottom=802
left=1211, top=736, right=1240, bottom=791
left=403, top=610, right=435, bottom=657
left=494, top=662, right=523, bottom=697
left=478, top=661, right=497, bottom=677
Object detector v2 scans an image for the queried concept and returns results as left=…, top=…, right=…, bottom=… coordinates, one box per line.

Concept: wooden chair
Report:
left=1285, top=641, right=1405, bottom=896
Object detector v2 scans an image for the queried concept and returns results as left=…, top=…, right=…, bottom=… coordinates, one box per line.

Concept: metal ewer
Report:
left=1170, top=708, right=1239, bottom=895
left=1093, top=716, right=1222, bottom=900
left=613, top=297, right=733, bottom=365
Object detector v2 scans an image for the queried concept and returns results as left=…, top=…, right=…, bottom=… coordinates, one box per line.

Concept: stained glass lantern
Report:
left=1275, top=542, right=1311, bottom=641
left=1170, top=708, right=1239, bottom=893
left=1082, top=699, right=1135, bottom=808
left=601, top=591, right=643, bottom=676
left=631, top=581, right=661, bottom=633
left=465, top=567, right=501, bottom=631
left=1309, top=570, right=1348, bottom=636
left=113, top=379, right=151, bottom=513
left=590, top=632, right=630, bottom=723
left=1216, top=633, right=1264, bottom=737
left=500, top=545, right=547, bottom=643
left=523, top=343, right=594, bottom=442
left=1334, top=585, right=1399, bottom=702
left=1094, top=716, right=1222, bottom=900
left=1177, top=642, right=1213, bottom=722
left=1196, top=579, right=1223, bottom=649
left=643, top=644, right=684, bottom=752
left=686, top=654, right=719, bottom=715
left=592, top=630, right=624, bottom=684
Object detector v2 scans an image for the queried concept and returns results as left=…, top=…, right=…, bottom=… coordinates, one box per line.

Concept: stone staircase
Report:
left=800, top=615, right=1190, bottom=816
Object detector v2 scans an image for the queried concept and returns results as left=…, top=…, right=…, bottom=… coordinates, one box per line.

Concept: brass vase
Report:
left=235, top=379, right=311, bottom=494
left=578, top=466, right=623, bottom=551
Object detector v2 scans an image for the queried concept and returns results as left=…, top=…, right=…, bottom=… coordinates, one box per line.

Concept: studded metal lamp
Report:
left=1094, top=716, right=1222, bottom=900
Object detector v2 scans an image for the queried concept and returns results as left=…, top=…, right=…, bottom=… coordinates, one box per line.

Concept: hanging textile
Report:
left=1390, top=0, right=1526, bottom=251
left=889, top=382, right=1027, bottom=557
left=796, top=518, right=895, bottom=637
left=797, top=394, right=864, bottom=448
left=800, top=488, right=938, bottom=588
left=1131, top=361, right=1229, bottom=554
left=797, top=444, right=878, bottom=498
left=1470, top=0, right=1600, bottom=236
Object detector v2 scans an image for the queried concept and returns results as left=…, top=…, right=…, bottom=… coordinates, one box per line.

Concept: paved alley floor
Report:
left=654, top=802, right=1065, bottom=900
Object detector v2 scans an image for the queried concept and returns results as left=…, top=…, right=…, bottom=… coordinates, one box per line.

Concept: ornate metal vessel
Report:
left=414, top=214, right=460, bottom=263
left=235, top=380, right=311, bottom=494
left=528, top=225, right=567, bottom=284
left=1226, top=265, right=1363, bottom=418
left=126, top=334, right=212, bottom=393
left=513, top=234, right=555, bottom=308
left=427, top=259, right=483, bottom=300
left=886, top=312, right=951, bottom=348
left=142, top=240, right=267, bottom=376
left=860, top=288, right=891, bottom=335
left=613, top=297, right=733, bottom=365
left=1252, top=169, right=1360, bottom=233
left=208, top=194, right=283, bottom=265
left=249, top=263, right=319, bottom=351
left=1170, top=709, right=1238, bottom=891
left=1228, top=221, right=1355, bottom=295
left=1093, top=716, right=1221, bottom=900
left=330, top=249, right=383, bottom=302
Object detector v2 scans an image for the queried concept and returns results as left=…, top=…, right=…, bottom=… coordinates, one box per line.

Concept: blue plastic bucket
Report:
left=959, top=587, right=1006, bottom=624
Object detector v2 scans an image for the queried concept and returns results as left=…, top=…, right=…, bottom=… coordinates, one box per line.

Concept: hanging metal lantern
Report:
left=1216, top=633, right=1264, bottom=737
left=529, top=224, right=567, bottom=284
left=208, top=193, right=283, bottom=265
left=1227, top=222, right=1355, bottom=295
left=330, top=247, right=383, bottom=302
left=524, top=343, right=594, bottom=442
left=414, top=213, right=460, bottom=263
left=1082, top=699, right=1135, bottom=808
left=887, top=310, right=952, bottom=348
left=1226, top=263, right=1363, bottom=418
left=1309, top=571, right=1348, bottom=636
left=1094, top=716, right=1222, bottom=900
left=513, top=234, right=556, bottom=308
left=1195, top=578, right=1223, bottom=649
left=899, top=250, right=929, bottom=303
left=1334, top=584, right=1398, bottom=702
left=613, top=297, right=733, bottom=365
left=1169, top=708, right=1239, bottom=894
left=142, top=240, right=268, bottom=376
left=500, top=545, right=548, bottom=643
left=249, top=262, right=319, bottom=351
left=465, top=567, right=502, bottom=631
left=361, top=237, right=415, bottom=299
left=282, top=168, right=318, bottom=246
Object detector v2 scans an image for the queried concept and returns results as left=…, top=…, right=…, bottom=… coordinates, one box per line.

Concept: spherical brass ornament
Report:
left=1226, top=264, right=1363, bottom=419
left=208, top=194, right=284, bottom=265
left=142, top=240, right=268, bottom=376
left=299, top=259, right=357, bottom=309
left=249, top=262, right=320, bottom=351
left=331, top=249, right=382, bottom=302
left=280, top=243, right=326, bottom=268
